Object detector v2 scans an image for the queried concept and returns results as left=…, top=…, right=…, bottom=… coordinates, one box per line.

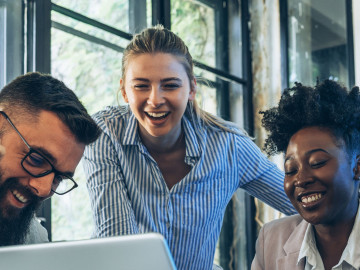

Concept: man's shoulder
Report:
left=25, top=218, right=49, bottom=244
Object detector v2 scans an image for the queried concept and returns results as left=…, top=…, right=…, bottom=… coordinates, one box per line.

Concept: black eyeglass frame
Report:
left=0, top=111, right=78, bottom=195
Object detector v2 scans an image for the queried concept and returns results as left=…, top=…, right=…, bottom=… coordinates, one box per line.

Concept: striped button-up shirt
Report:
left=83, top=105, right=295, bottom=270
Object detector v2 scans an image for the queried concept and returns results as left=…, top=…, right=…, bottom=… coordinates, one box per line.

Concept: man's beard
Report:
left=0, top=177, right=41, bottom=246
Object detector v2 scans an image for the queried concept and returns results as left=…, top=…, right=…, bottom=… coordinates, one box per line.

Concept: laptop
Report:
left=0, top=233, right=177, bottom=270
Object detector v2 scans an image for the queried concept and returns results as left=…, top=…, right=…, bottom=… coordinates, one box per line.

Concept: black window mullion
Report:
left=151, top=0, right=171, bottom=29
left=215, top=1, right=230, bottom=121
left=279, top=0, right=289, bottom=91
left=346, top=0, right=355, bottom=88
left=27, top=0, right=51, bottom=74
left=216, top=1, right=234, bottom=270
left=240, top=0, right=256, bottom=268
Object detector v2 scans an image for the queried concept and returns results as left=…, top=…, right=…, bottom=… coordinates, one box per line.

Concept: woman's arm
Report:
left=236, top=136, right=296, bottom=215
left=83, top=126, right=139, bottom=237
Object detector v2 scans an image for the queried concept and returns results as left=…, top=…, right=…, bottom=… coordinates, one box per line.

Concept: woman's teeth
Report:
left=147, top=112, right=168, bottom=118
left=301, top=193, right=322, bottom=203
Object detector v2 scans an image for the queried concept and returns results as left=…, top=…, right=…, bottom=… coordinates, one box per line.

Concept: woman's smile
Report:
left=144, top=111, right=171, bottom=125
left=297, top=191, right=325, bottom=209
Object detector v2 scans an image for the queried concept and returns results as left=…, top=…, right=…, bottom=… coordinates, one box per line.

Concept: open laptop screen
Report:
left=0, top=233, right=177, bottom=270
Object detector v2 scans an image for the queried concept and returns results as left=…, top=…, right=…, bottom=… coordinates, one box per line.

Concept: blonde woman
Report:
left=84, top=25, right=295, bottom=270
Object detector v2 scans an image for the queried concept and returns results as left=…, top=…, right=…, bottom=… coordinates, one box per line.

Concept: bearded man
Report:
left=0, top=72, right=100, bottom=246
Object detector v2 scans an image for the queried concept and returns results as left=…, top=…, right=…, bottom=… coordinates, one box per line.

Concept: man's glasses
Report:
left=0, top=111, right=78, bottom=195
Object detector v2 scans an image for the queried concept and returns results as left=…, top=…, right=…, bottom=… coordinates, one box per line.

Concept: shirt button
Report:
left=166, top=222, right=170, bottom=228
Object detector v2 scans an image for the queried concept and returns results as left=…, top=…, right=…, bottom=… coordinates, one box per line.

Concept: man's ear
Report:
left=188, top=78, right=197, bottom=101
left=354, top=154, right=360, bottom=181
left=120, top=79, right=129, bottom=103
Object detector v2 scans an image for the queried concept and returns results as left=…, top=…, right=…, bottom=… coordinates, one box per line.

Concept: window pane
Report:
left=51, top=14, right=125, bottom=240
left=51, top=163, right=92, bottom=240
left=288, top=0, right=349, bottom=86
left=52, top=0, right=129, bottom=32
left=51, top=13, right=125, bottom=114
left=194, top=67, right=218, bottom=115
left=51, top=11, right=130, bottom=59
left=171, top=0, right=216, bottom=68
left=146, top=0, right=152, bottom=28
left=230, top=82, right=244, bottom=129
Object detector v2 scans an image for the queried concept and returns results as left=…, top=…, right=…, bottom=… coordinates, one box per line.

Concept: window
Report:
left=281, top=0, right=354, bottom=88
left=1, top=0, right=253, bottom=269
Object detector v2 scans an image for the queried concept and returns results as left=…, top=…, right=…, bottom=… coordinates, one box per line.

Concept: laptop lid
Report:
left=0, top=233, right=177, bottom=270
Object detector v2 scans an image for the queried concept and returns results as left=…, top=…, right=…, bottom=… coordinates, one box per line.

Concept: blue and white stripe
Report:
left=83, top=105, right=295, bottom=270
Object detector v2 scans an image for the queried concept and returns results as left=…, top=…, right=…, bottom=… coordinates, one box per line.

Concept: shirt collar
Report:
left=182, top=114, right=201, bottom=158
left=122, top=108, right=139, bottom=146
left=297, top=202, right=360, bottom=269
left=297, top=223, right=320, bottom=268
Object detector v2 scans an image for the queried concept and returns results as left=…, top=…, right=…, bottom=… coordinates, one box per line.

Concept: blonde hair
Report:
left=121, top=25, right=245, bottom=135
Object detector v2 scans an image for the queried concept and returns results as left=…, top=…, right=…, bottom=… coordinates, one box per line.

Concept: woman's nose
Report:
left=294, top=168, right=315, bottom=187
left=147, top=87, right=165, bottom=107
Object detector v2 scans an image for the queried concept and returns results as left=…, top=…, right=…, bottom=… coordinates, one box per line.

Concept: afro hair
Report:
left=261, top=80, right=360, bottom=157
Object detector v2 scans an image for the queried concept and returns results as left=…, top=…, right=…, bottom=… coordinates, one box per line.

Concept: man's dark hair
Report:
left=261, top=80, right=360, bottom=157
left=0, top=72, right=101, bottom=145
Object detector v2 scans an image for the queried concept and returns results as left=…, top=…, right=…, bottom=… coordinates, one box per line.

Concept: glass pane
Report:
left=194, top=67, right=217, bottom=115
left=288, top=0, right=349, bottom=86
left=51, top=11, right=130, bottom=59
left=146, top=0, right=152, bottom=28
left=51, top=163, right=92, bottom=240
left=51, top=15, right=125, bottom=240
left=51, top=20, right=124, bottom=114
left=228, top=0, right=243, bottom=80
left=230, top=82, right=244, bottom=129
left=52, top=0, right=129, bottom=32
left=171, top=0, right=216, bottom=68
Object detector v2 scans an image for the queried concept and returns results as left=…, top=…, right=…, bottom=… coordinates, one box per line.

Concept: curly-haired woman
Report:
left=252, top=80, right=360, bottom=270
